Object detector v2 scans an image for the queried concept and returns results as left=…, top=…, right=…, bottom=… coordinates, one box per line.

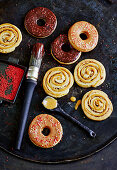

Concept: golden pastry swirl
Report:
left=74, top=59, right=106, bottom=88
left=82, top=90, right=113, bottom=121
left=43, top=67, right=74, bottom=98
left=0, top=23, right=22, bottom=53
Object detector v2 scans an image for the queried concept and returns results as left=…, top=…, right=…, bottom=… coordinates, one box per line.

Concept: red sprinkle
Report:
left=0, top=64, right=24, bottom=101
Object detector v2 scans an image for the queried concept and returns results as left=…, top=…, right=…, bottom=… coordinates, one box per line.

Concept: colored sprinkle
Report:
left=0, top=63, right=24, bottom=101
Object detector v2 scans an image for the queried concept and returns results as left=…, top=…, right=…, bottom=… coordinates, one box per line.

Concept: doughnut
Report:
left=81, top=90, right=113, bottom=121
left=51, top=34, right=81, bottom=64
left=74, top=59, right=106, bottom=88
left=68, top=21, right=98, bottom=52
left=43, top=67, right=74, bottom=98
left=24, top=7, right=57, bottom=38
left=28, top=114, right=63, bottom=148
left=0, top=23, right=22, bottom=53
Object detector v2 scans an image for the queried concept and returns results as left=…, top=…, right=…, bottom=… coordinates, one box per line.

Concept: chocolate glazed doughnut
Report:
left=51, top=34, right=81, bottom=64
left=24, top=7, right=57, bottom=38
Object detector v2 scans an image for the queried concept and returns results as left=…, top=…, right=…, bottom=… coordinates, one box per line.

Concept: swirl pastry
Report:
left=0, top=23, right=22, bottom=53
left=82, top=90, right=113, bottom=121
left=43, top=67, right=74, bottom=98
left=74, top=59, right=106, bottom=88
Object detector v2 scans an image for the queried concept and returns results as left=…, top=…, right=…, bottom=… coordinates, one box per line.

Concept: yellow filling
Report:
left=75, top=100, right=81, bottom=110
left=70, top=96, right=76, bottom=102
left=42, top=96, right=57, bottom=109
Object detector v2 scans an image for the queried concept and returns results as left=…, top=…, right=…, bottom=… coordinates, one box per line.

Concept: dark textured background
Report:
left=0, top=139, right=117, bottom=170
left=0, top=0, right=117, bottom=166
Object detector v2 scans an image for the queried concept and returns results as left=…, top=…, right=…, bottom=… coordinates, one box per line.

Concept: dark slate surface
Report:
left=0, top=139, right=117, bottom=170
left=0, top=0, right=117, bottom=164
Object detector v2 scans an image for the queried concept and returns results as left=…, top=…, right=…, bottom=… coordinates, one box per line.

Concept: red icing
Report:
left=51, top=34, right=81, bottom=63
left=24, top=7, right=57, bottom=38
left=32, top=43, right=44, bottom=59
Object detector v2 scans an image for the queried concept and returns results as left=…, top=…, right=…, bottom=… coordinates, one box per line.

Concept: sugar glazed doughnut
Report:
left=51, top=34, right=81, bottom=64
left=82, top=90, right=113, bottom=121
left=74, top=59, right=106, bottom=88
left=43, top=67, right=74, bottom=98
left=68, top=21, right=98, bottom=52
left=28, top=114, right=63, bottom=148
left=24, top=7, right=57, bottom=38
left=0, top=23, right=22, bottom=53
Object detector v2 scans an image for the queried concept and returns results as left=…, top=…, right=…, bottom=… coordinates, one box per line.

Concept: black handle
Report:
left=16, top=79, right=37, bottom=150
left=57, top=106, right=96, bottom=138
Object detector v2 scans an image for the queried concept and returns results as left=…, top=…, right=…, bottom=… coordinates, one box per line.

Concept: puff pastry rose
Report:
left=43, top=67, right=74, bottom=98
left=81, top=90, right=113, bottom=121
left=74, top=59, right=106, bottom=88
left=0, top=23, right=22, bottom=53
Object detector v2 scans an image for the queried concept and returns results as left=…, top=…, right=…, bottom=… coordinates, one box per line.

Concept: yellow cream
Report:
left=70, top=96, right=76, bottom=102
left=75, top=100, right=81, bottom=110
left=42, top=96, right=57, bottom=109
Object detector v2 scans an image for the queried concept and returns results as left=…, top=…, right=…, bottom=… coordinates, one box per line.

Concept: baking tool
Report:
left=0, top=59, right=26, bottom=103
left=42, top=96, right=96, bottom=138
left=16, top=43, right=44, bottom=150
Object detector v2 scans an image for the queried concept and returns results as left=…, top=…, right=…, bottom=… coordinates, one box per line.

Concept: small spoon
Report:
left=42, top=96, right=96, bottom=138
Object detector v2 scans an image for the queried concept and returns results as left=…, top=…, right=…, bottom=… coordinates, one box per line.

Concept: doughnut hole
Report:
left=42, top=126, right=50, bottom=136
left=80, top=32, right=88, bottom=40
left=62, top=43, right=71, bottom=52
left=37, top=19, right=46, bottom=26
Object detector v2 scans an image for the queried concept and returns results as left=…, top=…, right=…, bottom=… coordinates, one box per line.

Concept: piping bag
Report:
left=16, top=43, right=44, bottom=150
